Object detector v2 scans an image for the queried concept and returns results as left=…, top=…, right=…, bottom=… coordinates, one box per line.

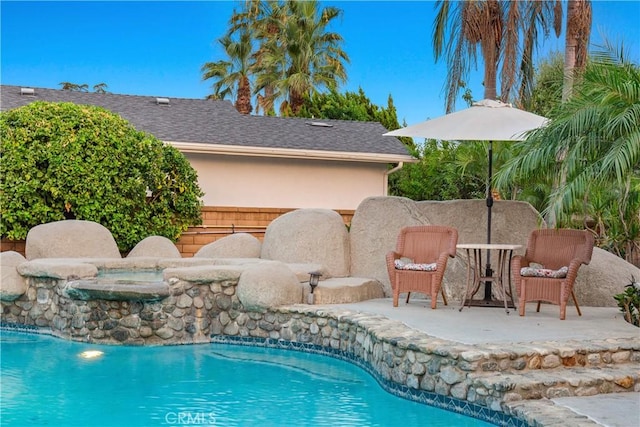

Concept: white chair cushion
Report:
left=520, top=265, right=568, bottom=278
left=394, top=259, right=437, bottom=271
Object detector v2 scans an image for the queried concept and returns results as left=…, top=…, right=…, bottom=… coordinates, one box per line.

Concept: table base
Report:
left=457, top=243, right=523, bottom=315
left=462, top=298, right=515, bottom=309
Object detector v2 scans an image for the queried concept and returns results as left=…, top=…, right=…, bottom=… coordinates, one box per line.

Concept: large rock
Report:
left=17, top=259, right=98, bottom=280
left=349, top=196, right=431, bottom=296
left=0, top=251, right=28, bottom=301
left=307, top=277, right=385, bottom=304
left=349, top=197, right=543, bottom=299
left=236, top=261, right=302, bottom=310
left=261, top=209, right=350, bottom=277
left=283, top=263, right=329, bottom=282
left=194, top=233, right=261, bottom=259
left=577, top=248, right=640, bottom=307
left=127, top=236, right=181, bottom=258
left=417, top=200, right=543, bottom=302
left=416, top=200, right=543, bottom=245
left=25, top=220, right=121, bottom=260
left=348, top=196, right=638, bottom=308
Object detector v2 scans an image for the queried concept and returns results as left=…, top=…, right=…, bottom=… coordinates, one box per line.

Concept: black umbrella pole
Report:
left=484, top=202, right=493, bottom=300
left=485, top=141, right=494, bottom=300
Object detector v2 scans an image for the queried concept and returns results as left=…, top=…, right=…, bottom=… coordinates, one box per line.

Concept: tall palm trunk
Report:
left=563, top=0, right=591, bottom=101
left=236, top=76, right=253, bottom=115
left=482, top=40, right=499, bottom=100
left=549, top=0, right=592, bottom=227
left=480, top=0, right=502, bottom=100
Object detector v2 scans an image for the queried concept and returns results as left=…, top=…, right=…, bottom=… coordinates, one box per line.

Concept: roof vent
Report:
left=20, top=87, right=35, bottom=96
left=306, top=121, right=333, bottom=128
left=156, top=97, right=170, bottom=105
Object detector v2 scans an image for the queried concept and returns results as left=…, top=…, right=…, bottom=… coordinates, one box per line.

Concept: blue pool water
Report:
left=97, top=269, right=165, bottom=282
left=0, top=332, right=494, bottom=427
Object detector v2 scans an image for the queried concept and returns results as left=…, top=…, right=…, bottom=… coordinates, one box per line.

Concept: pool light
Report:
left=79, top=350, right=104, bottom=359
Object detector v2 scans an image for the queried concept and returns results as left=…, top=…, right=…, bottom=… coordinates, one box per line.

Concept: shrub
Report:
left=614, top=276, right=640, bottom=327
left=0, top=101, right=203, bottom=251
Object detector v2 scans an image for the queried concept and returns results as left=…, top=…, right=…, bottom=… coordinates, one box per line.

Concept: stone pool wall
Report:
left=1, top=266, right=243, bottom=345
left=2, top=265, right=638, bottom=421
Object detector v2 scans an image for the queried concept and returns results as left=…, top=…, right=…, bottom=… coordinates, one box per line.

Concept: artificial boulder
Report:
left=261, top=209, right=350, bottom=277
left=349, top=196, right=639, bottom=307
left=127, top=236, right=181, bottom=258
left=0, top=251, right=28, bottom=301
left=416, top=199, right=543, bottom=302
left=349, top=196, right=431, bottom=295
left=194, top=233, right=261, bottom=259
left=236, top=261, right=302, bottom=311
left=308, top=277, right=385, bottom=304
left=576, top=248, right=640, bottom=307
left=349, top=196, right=543, bottom=299
left=25, top=220, right=121, bottom=260
left=416, top=200, right=543, bottom=245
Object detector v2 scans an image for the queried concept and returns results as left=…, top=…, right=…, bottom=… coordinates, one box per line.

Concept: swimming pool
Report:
left=1, top=331, right=493, bottom=426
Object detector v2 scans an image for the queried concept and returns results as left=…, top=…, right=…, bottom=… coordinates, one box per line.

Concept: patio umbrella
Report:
left=384, top=99, right=548, bottom=299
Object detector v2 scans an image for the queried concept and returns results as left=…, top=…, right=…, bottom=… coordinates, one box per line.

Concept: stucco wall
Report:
left=186, top=153, right=389, bottom=210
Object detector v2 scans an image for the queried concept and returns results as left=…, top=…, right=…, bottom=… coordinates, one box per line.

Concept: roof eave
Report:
left=167, top=141, right=418, bottom=163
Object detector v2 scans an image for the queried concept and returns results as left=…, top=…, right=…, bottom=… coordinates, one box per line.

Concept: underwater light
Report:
left=79, top=350, right=104, bottom=359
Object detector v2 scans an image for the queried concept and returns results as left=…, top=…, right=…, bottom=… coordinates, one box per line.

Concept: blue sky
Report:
left=2, top=1, right=639, bottom=126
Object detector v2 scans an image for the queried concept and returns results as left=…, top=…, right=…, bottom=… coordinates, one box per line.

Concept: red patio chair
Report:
left=386, top=225, right=458, bottom=309
left=512, top=229, right=595, bottom=320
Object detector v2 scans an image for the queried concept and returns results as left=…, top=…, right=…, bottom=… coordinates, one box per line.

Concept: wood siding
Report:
left=1, top=206, right=355, bottom=258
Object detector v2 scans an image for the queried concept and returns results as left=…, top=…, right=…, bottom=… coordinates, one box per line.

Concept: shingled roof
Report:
left=1, top=85, right=415, bottom=163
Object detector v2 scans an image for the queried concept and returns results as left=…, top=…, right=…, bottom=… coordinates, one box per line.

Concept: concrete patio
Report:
left=338, top=298, right=640, bottom=427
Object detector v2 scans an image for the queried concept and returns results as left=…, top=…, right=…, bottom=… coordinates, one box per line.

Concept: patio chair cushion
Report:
left=520, top=265, right=568, bottom=278
left=394, top=259, right=437, bottom=271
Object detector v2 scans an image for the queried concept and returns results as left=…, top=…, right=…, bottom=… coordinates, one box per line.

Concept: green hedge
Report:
left=0, top=101, right=203, bottom=251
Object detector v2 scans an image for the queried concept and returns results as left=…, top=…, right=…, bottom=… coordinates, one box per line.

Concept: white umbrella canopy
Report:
left=384, top=99, right=549, bottom=305
left=384, top=99, right=548, bottom=141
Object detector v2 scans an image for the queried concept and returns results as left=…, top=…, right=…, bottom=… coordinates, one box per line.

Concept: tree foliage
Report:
left=389, top=140, right=485, bottom=201
left=59, top=82, right=109, bottom=93
left=296, top=87, right=415, bottom=150
left=520, top=52, right=564, bottom=117
left=297, top=88, right=398, bottom=128
left=59, top=82, right=89, bottom=92
left=495, top=44, right=640, bottom=263
left=257, top=1, right=349, bottom=115
left=206, top=0, right=349, bottom=116
left=0, top=102, right=204, bottom=251
left=432, top=0, right=562, bottom=112
left=201, top=30, right=254, bottom=114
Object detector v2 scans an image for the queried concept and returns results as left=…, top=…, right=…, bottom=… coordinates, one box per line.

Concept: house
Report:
left=1, top=85, right=416, bottom=255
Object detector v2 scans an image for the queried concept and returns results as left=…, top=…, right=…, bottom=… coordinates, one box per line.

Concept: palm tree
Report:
left=547, top=0, right=592, bottom=227
left=433, top=0, right=562, bottom=112
left=59, top=82, right=89, bottom=92
left=201, top=30, right=254, bottom=114
left=511, top=0, right=563, bottom=105
left=495, top=44, right=639, bottom=261
left=218, top=1, right=349, bottom=116
left=227, top=0, right=284, bottom=115
left=253, top=1, right=350, bottom=116
left=93, top=83, right=109, bottom=94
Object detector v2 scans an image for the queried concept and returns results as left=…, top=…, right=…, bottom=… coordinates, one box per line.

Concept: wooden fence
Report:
left=1, top=206, right=355, bottom=258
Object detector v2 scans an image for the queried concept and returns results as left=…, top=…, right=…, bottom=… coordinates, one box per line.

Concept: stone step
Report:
left=469, top=337, right=639, bottom=372
left=468, top=363, right=640, bottom=403
left=64, top=279, right=170, bottom=301
left=307, top=277, right=384, bottom=304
